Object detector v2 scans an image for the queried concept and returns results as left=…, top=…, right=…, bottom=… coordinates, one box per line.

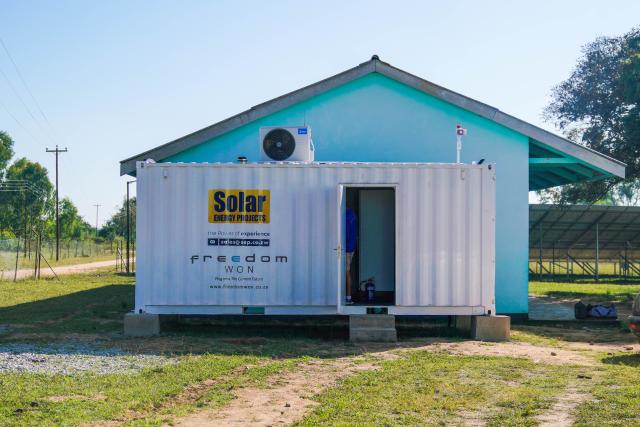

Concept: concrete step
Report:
left=472, top=315, right=510, bottom=342
left=124, top=313, right=160, bottom=337
left=349, top=314, right=396, bottom=329
left=350, top=327, right=397, bottom=342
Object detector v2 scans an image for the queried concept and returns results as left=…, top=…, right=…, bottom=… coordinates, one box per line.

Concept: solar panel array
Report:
left=530, top=204, right=640, bottom=257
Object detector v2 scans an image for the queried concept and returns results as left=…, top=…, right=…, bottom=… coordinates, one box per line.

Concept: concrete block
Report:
left=350, top=327, right=397, bottom=342
left=349, top=314, right=395, bottom=329
left=472, top=315, right=510, bottom=342
left=454, top=315, right=472, bottom=332
left=124, top=313, right=160, bottom=337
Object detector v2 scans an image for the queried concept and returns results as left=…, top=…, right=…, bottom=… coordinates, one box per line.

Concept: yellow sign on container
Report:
left=208, top=189, right=270, bottom=224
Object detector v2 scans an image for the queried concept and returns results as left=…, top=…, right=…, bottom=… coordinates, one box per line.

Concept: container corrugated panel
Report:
left=135, top=162, right=495, bottom=315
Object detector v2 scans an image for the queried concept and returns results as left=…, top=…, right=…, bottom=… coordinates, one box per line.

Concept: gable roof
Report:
left=120, top=56, right=625, bottom=188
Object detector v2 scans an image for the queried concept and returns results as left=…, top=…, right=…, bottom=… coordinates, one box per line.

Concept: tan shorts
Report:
left=346, top=252, right=354, bottom=271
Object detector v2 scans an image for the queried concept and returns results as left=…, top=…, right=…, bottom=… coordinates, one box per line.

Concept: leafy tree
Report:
left=543, top=27, right=640, bottom=204
left=43, top=197, right=93, bottom=240
left=0, top=130, right=14, bottom=180
left=0, top=157, right=53, bottom=236
left=0, top=131, right=92, bottom=243
left=100, top=196, right=135, bottom=241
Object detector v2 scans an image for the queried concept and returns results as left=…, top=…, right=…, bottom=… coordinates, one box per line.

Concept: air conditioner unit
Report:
left=259, top=126, right=314, bottom=162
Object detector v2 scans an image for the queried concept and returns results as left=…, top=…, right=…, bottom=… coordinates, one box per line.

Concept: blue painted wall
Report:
left=167, top=73, right=530, bottom=314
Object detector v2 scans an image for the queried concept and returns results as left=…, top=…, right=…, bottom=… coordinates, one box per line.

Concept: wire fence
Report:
left=0, top=238, right=134, bottom=281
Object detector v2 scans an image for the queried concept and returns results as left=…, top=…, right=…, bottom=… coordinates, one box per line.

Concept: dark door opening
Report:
left=345, top=187, right=395, bottom=306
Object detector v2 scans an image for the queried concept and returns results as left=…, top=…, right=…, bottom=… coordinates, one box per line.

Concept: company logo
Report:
left=297, top=128, right=307, bottom=135
left=190, top=254, right=288, bottom=264
left=208, top=189, right=270, bottom=224
left=190, top=253, right=288, bottom=273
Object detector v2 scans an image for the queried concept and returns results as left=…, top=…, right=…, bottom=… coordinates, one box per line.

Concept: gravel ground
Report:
left=0, top=343, right=177, bottom=375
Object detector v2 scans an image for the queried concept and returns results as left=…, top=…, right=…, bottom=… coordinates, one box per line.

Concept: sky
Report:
left=0, top=0, right=639, bottom=225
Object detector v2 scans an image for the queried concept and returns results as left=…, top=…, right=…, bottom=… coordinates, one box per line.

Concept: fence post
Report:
left=13, top=238, right=20, bottom=282
left=538, top=222, right=543, bottom=280
left=552, top=242, right=555, bottom=280
left=595, top=222, right=599, bottom=282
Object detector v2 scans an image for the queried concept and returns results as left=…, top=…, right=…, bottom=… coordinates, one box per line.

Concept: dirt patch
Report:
left=516, top=324, right=637, bottom=346
left=416, top=340, right=595, bottom=366
left=535, top=380, right=592, bottom=427
left=170, top=357, right=378, bottom=427
left=12, top=260, right=117, bottom=280
left=457, top=409, right=487, bottom=427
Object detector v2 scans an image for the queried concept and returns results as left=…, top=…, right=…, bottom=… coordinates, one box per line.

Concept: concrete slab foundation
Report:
left=124, top=313, right=160, bottom=337
left=349, top=314, right=397, bottom=342
left=472, top=315, right=510, bottom=342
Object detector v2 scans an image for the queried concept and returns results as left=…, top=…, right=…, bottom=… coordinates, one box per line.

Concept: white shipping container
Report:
left=135, top=161, right=496, bottom=316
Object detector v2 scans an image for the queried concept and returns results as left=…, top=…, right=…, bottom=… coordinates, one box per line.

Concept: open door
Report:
left=336, top=184, right=347, bottom=312
left=337, top=184, right=396, bottom=311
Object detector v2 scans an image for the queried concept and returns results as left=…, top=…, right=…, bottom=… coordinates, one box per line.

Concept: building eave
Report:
left=120, top=57, right=626, bottom=180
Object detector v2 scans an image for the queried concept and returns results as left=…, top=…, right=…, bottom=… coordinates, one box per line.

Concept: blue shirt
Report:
left=346, top=208, right=358, bottom=252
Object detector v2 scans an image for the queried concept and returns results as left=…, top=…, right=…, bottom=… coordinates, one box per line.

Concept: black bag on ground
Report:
left=574, top=301, right=588, bottom=319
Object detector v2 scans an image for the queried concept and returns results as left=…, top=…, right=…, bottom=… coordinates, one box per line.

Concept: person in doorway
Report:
left=345, top=207, right=358, bottom=304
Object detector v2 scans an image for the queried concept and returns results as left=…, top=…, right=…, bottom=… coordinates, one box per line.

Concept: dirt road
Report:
left=2, top=259, right=118, bottom=280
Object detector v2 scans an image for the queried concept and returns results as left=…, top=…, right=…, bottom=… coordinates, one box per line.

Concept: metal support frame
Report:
left=538, top=222, right=543, bottom=279
left=126, top=180, right=135, bottom=273
left=595, top=222, right=599, bottom=282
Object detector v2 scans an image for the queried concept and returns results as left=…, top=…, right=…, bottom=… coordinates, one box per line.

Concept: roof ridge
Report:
left=120, top=57, right=625, bottom=179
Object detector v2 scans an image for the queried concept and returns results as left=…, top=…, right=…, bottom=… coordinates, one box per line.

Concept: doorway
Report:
left=344, top=187, right=396, bottom=306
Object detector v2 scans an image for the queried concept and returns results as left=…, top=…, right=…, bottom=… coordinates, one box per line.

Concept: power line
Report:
left=0, top=97, right=42, bottom=144
left=0, top=36, right=59, bottom=141
left=0, top=65, right=51, bottom=143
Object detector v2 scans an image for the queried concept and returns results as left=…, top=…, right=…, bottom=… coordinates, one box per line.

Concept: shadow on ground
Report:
left=0, top=284, right=473, bottom=358
left=0, top=284, right=133, bottom=335
left=2, top=281, right=636, bottom=360
left=602, top=353, right=640, bottom=367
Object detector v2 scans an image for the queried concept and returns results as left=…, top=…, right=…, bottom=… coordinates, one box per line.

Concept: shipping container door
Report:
left=336, top=184, right=347, bottom=312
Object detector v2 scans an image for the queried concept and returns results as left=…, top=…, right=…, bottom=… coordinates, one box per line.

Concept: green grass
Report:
left=574, top=354, right=640, bottom=427
left=1, top=271, right=639, bottom=425
left=0, top=354, right=251, bottom=426
left=0, top=269, right=134, bottom=335
left=0, top=270, right=314, bottom=425
left=530, top=280, right=640, bottom=304
left=0, top=352, right=310, bottom=426
left=298, top=351, right=578, bottom=426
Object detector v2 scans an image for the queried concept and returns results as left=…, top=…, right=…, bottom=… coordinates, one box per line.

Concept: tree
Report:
left=0, top=130, right=14, bottom=180
left=543, top=27, right=640, bottom=204
left=99, top=196, right=136, bottom=241
left=0, top=157, right=53, bottom=236
left=43, top=197, right=93, bottom=240
left=0, top=131, right=93, bottom=244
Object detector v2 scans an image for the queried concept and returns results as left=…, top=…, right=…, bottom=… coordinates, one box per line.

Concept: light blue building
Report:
left=121, top=56, right=624, bottom=316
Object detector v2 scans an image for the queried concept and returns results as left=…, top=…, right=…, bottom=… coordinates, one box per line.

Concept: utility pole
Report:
left=126, top=180, right=135, bottom=273
left=46, top=145, right=68, bottom=261
left=93, top=204, right=101, bottom=237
